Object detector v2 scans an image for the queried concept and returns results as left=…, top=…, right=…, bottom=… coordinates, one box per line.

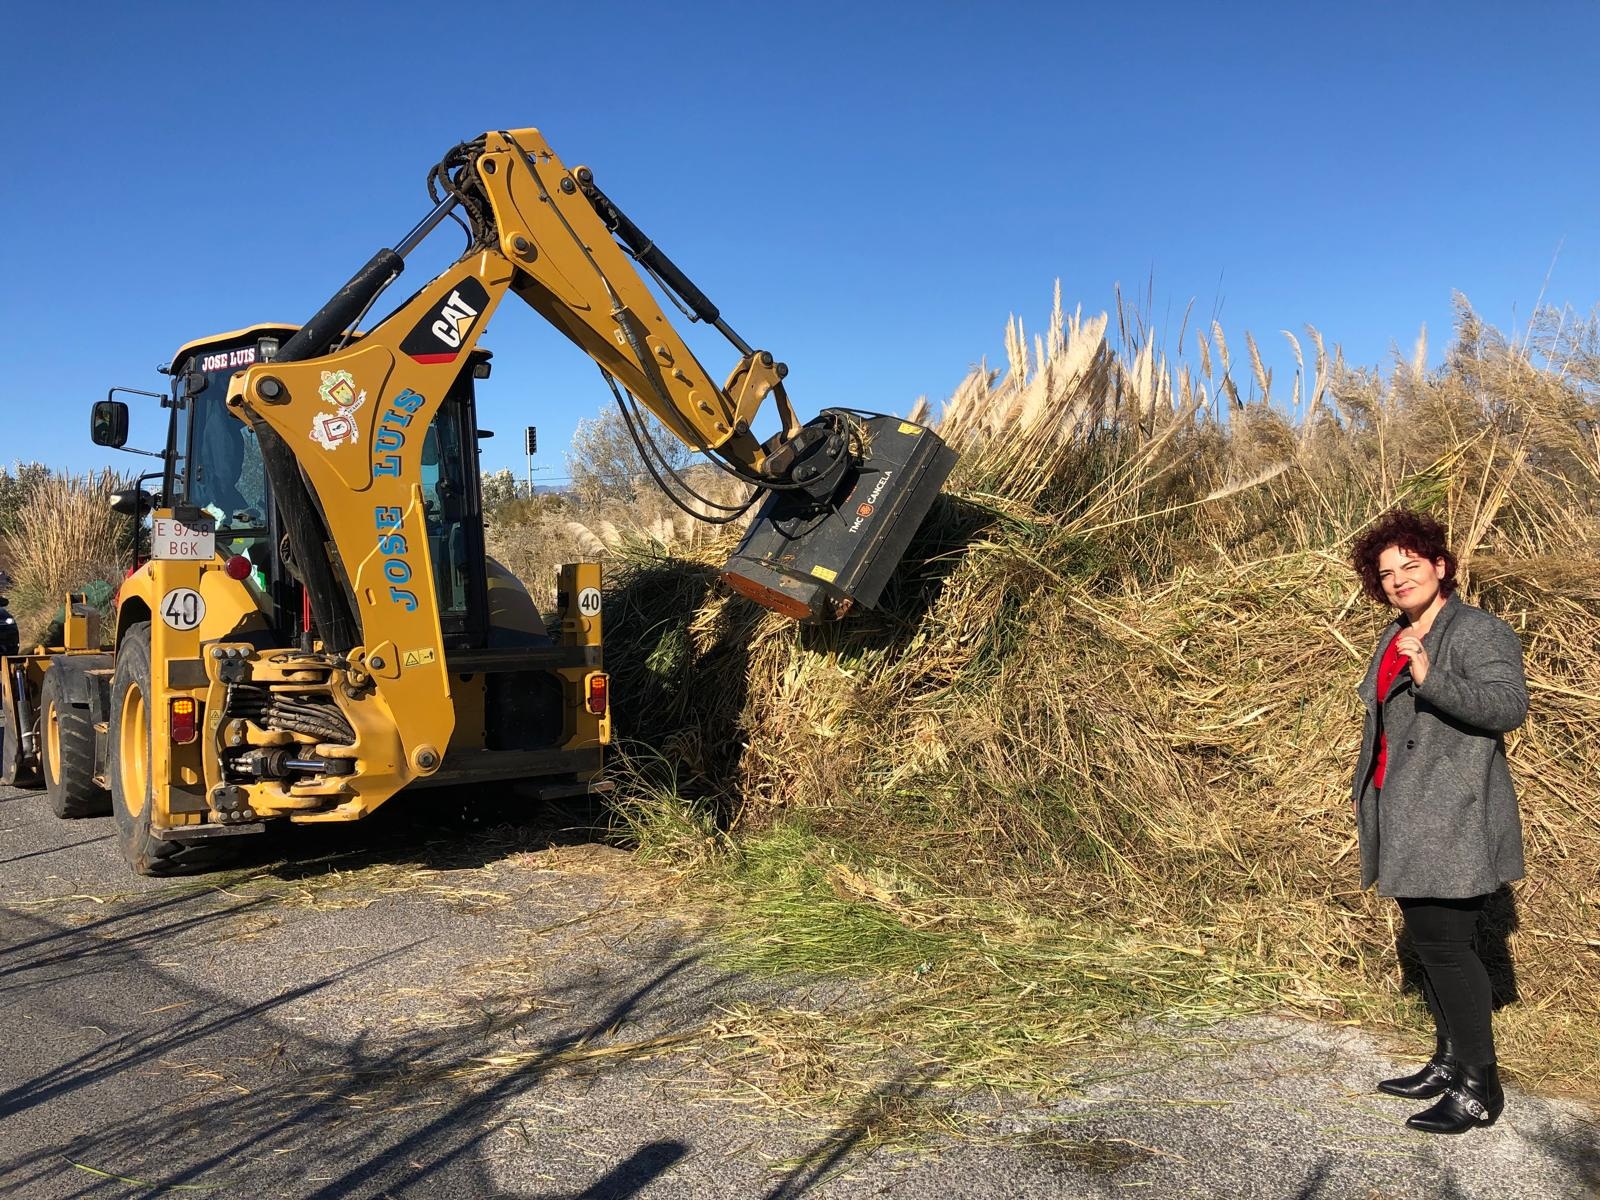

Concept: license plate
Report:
left=151, top=517, right=216, bottom=561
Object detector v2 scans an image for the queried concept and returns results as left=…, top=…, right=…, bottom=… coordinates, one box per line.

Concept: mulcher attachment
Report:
left=721, top=413, right=957, bottom=622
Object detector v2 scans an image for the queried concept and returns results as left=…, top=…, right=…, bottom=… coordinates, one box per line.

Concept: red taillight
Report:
left=169, top=697, right=198, bottom=744
left=586, top=672, right=608, bottom=715
left=224, top=554, right=253, bottom=581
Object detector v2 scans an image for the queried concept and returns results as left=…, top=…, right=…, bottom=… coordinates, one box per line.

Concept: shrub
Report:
left=0, top=471, right=129, bottom=645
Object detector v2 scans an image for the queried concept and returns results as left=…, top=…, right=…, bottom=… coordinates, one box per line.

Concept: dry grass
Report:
left=486, top=468, right=752, bottom=611
left=598, top=290, right=1600, bottom=1101
left=0, top=470, right=127, bottom=644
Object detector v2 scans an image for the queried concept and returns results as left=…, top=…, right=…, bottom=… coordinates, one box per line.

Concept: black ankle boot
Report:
left=1406, top=1062, right=1504, bottom=1133
left=1378, top=1036, right=1458, bottom=1099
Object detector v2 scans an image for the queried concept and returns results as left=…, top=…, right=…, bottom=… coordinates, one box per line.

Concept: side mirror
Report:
left=109, top=489, right=154, bottom=516
left=0, top=595, right=9, bottom=608
left=91, top=400, right=130, bottom=448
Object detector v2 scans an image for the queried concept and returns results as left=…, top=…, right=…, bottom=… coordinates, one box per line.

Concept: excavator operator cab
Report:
left=104, top=324, right=497, bottom=652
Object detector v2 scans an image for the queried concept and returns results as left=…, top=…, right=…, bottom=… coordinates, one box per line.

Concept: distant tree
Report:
left=483, top=493, right=569, bottom=540
left=0, top=462, right=52, bottom=538
left=480, top=467, right=522, bottom=511
left=567, top=406, right=694, bottom=507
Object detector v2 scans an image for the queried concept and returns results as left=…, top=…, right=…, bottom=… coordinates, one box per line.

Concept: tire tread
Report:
left=43, top=669, right=111, bottom=818
left=110, top=624, right=182, bottom=875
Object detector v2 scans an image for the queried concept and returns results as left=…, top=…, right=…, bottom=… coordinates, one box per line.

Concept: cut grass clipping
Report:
left=600, top=292, right=1600, bottom=1103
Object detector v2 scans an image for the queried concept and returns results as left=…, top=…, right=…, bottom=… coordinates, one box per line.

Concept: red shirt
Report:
left=1373, top=631, right=1408, bottom=789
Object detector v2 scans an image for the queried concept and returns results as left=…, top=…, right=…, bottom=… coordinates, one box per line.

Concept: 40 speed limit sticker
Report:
left=160, top=588, right=206, bottom=631
left=576, top=587, right=602, bottom=617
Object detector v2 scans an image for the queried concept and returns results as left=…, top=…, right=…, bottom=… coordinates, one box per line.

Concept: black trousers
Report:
left=1396, top=895, right=1495, bottom=1066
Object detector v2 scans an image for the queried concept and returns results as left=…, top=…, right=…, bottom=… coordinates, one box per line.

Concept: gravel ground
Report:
left=2, top=780, right=1596, bottom=1199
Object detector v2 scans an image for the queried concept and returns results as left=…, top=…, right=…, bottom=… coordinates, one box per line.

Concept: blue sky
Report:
left=2, top=1, right=1596, bottom=483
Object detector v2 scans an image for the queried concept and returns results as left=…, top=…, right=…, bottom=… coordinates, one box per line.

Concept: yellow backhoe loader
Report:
left=0, top=128, right=955, bottom=875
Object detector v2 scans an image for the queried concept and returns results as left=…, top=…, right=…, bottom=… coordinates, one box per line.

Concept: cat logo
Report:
left=400, top=277, right=490, bottom=364
left=431, top=292, right=477, bottom=347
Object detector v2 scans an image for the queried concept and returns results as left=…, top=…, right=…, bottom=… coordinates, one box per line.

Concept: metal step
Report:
left=152, top=822, right=268, bottom=842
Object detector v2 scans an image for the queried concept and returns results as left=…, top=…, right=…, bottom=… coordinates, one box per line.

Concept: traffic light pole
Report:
left=524, top=425, right=537, bottom=498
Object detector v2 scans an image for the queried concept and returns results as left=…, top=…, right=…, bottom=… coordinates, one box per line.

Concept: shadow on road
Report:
left=0, top=863, right=744, bottom=1197
left=227, top=786, right=624, bottom=881
left=761, top=1067, right=944, bottom=1199
left=0, top=832, right=115, bottom=867
left=555, top=1140, right=691, bottom=1200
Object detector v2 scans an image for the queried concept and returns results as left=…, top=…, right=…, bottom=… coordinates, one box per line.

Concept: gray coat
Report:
left=1352, top=593, right=1528, bottom=898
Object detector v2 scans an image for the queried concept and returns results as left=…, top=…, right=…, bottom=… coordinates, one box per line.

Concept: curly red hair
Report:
left=1350, top=508, right=1457, bottom=606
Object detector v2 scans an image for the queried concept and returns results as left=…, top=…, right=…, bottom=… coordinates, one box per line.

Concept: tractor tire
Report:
left=109, top=623, right=182, bottom=876
left=42, top=667, right=111, bottom=818
left=1, top=704, right=41, bottom=789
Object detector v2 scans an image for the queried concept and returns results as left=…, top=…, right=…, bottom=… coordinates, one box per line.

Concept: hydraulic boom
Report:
left=233, top=129, right=955, bottom=628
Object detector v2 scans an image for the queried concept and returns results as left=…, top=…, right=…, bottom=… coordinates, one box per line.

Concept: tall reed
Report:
left=0, top=470, right=128, bottom=644
left=603, top=292, right=1600, bottom=1098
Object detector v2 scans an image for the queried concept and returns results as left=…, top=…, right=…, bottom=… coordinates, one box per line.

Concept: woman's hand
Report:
left=1396, top=632, right=1430, bottom=685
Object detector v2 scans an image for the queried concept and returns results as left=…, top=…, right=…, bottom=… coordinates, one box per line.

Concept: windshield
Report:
left=186, top=372, right=269, bottom=533
left=419, top=400, right=474, bottom=622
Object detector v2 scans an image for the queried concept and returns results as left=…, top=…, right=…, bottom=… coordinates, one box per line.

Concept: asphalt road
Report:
left=2, top=780, right=1597, bottom=1199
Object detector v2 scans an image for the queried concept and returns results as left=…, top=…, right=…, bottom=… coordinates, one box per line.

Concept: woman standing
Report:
left=1349, top=508, right=1528, bottom=1134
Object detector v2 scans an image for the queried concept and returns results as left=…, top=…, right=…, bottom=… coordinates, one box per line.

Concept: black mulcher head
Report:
left=722, top=413, right=957, bottom=622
